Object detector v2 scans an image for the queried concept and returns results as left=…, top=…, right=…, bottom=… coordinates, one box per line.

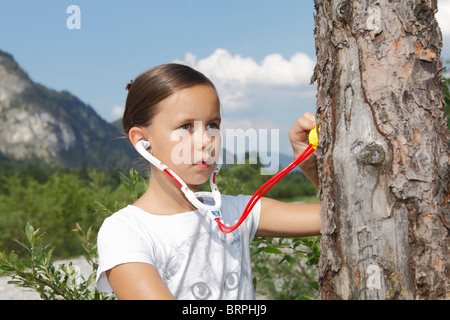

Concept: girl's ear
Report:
left=128, top=127, right=149, bottom=152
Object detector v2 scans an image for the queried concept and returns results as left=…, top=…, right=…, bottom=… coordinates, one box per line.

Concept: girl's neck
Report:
left=133, top=170, right=197, bottom=215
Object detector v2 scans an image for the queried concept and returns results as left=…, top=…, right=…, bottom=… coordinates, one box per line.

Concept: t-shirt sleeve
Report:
left=95, top=215, right=155, bottom=292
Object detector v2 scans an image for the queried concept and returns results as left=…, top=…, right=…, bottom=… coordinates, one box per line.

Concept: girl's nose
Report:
left=193, top=122, right=220, bottom=150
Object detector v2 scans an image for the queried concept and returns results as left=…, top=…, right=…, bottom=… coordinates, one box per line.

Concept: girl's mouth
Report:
left=194, top=159, right=212, bottom=169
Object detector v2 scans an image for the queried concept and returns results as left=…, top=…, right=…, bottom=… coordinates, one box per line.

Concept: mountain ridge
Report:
left=0, top=49, right=137, bottom=170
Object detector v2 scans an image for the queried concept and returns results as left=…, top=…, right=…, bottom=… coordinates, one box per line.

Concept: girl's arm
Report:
left=256, top=112, right=321, bottom=238
left=106, top=263, right=175, bottom=300
left=256, top=198, right=321, bottom=237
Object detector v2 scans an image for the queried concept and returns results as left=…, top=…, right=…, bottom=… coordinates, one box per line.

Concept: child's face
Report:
left=144, top=84, right=221, bottom=187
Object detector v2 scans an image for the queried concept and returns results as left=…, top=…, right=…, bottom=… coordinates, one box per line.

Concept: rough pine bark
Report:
left=312, top=0, right=449, bottom=299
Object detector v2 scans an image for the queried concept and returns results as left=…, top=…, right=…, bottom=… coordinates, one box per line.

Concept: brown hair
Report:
left=122, top=63, right=216, bottom=135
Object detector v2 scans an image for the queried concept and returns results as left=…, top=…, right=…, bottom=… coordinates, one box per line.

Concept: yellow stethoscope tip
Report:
left=308, top=127, right=318, bottom=150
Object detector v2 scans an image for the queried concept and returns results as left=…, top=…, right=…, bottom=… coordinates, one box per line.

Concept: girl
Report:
left=95, top=63, right=321, bottom=300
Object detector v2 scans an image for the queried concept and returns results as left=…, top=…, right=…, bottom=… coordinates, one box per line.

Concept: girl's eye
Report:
left=207, top=123, right=219, bottom=130
left=180, top=124, right=191, bottom=131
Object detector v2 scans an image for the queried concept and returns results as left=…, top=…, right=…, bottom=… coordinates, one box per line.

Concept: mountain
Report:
left=0, top=49, right=137, bottom=170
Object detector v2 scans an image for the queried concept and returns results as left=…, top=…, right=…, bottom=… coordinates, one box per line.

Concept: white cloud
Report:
left=437, top=0, right=450, bottom=36
left=111, top=105, right=124, bottom=119
left=178, top=48, right=314, bottom=87
left=174, top=49, right=315, bottom=111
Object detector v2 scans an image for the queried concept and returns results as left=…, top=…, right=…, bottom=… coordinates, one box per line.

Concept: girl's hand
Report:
left=288, top=112, right=319, bottom=188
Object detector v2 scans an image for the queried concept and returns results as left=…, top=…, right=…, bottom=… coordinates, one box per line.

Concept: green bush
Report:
left=0, top=168, right=145, bottom=300
left=0, top=222, right=113, bottom=300
left=0, top=164, right=130, bottom=258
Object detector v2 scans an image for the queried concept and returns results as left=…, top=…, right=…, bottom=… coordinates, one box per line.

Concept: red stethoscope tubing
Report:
left=215, top=143, right=315, bottom=233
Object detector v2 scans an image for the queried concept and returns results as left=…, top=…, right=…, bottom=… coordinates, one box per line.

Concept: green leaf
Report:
left=262, top=246, right=282, bottom=254
left=284, top=254, right=297, bottom=265
left=25, top=222, right=34, bottom=243
left=12, top=239, right=32, bottom=255
left=309, top=281, right=319, bottom=290
left=0, top=265, right=16, bottom=273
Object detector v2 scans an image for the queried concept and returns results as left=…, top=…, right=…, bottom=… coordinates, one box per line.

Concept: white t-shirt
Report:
left=96, top=194, right=261, bottom=300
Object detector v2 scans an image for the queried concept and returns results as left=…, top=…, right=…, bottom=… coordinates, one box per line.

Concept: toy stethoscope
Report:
left=135, top=127, right=318, bottom=234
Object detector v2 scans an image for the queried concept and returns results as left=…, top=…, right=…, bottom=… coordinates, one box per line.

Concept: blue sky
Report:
left=1, top=1, right=448, bottom=155
left=0, top=0, right=318, bottom=154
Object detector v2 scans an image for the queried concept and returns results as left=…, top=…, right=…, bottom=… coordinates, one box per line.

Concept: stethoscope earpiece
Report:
left=137, top=139, right=151, bottom=150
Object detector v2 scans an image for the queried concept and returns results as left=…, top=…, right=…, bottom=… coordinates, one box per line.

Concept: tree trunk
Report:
left=312, top=0, right=449, bottom=299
